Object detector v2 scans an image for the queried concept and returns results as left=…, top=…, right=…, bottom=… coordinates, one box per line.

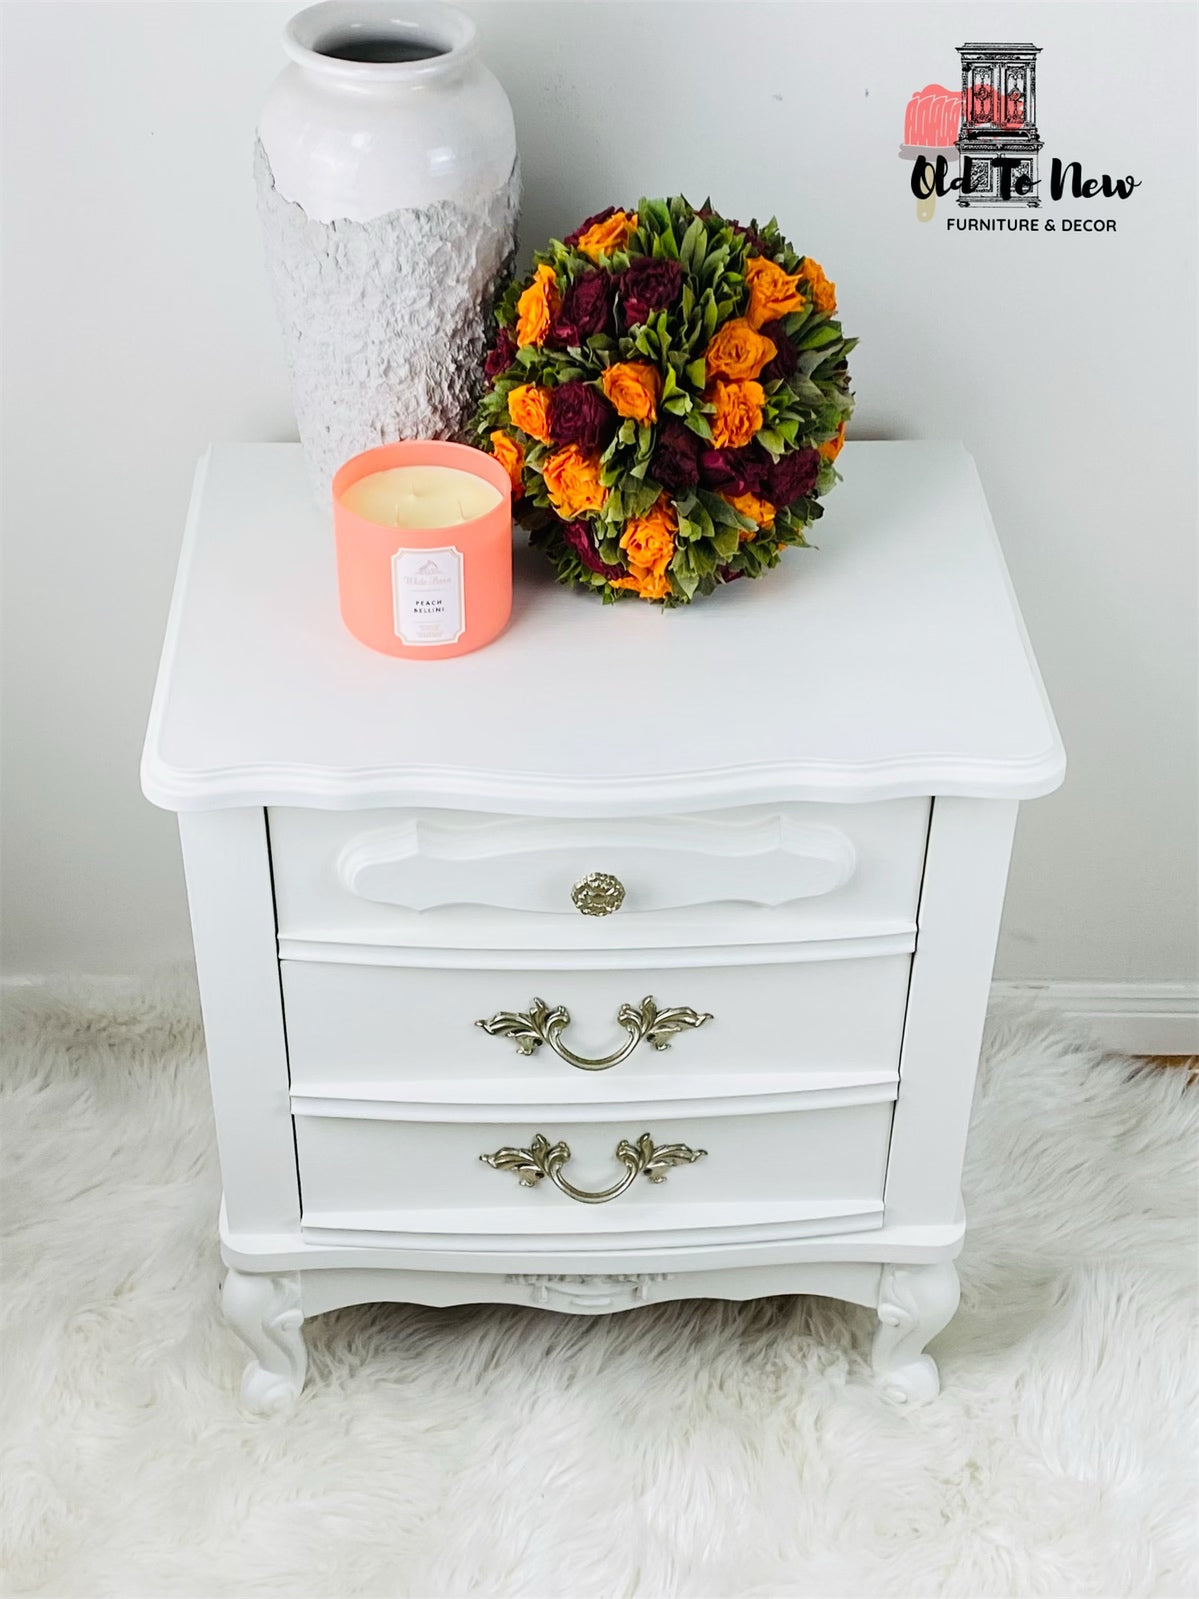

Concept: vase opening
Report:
left=284, top=3, right=476, bottom=80
left=317, top=34, right=445, bottom=63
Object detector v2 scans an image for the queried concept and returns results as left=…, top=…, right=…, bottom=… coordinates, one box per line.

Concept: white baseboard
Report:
left=991, top=981, right=1199, bottom=1057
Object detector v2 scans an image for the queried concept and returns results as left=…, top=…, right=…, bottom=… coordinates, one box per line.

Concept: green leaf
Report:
left=789, top=377, right=825, bottom=406
left=697, top=488, right=745, bottom=529
left=798, top=323, right=841, bottom=350
left=691, top=542, right=718, bottom=577
left=683, top=410, right=714, bottom=442
left=662, top=392, right=692, bottom=416
left=678, top=216, right=705, bottom=272
left=643, top=197, right=671, bottom=232
left=712, top=524, right=741, bottom=560
left=756, top=427, right=785, bottom=457
left=685, top=357, right=708, bottom=389
left=670, top=548, right=701, bottom=599
left=628, top=479, right=661, bottom=516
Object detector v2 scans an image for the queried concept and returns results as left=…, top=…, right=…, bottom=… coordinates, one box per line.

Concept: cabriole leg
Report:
left=871, top=1260, right=960, bottom=1404
left=221, top=1268, right=307, bottom=1413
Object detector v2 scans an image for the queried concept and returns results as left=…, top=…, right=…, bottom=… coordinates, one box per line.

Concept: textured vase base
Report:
left=255, top=140, right=521, bottom=503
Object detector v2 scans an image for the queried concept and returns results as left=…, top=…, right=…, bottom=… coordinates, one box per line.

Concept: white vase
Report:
left=256, top=1, right=520, bottom=500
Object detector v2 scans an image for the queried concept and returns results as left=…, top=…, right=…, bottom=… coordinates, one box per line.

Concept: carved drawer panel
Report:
left=293, top=1097, right=895, bottom=1247
left=267, top=799, right=929, bottom=952
left=280, top=943, right=912, bottom=1104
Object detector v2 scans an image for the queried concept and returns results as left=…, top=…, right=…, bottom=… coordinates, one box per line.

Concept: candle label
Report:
left=391, top=546, right=465, bottom=646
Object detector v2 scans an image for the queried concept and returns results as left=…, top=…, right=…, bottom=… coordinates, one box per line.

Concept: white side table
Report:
left=142, top=440, right=1063, bottom=1410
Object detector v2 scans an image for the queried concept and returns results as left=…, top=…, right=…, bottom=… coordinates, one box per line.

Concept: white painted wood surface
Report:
left=884, top=800, right=1019, bottom=1229
left=141, top=442, right=1064, bottom=814
left=292, top=1100, right=894, bottom=1237
left=268, top=798, right=929, bottom=949
left=279, top=949, right=913, bottom=1096
left=177, top=809, right=299, bottom=1238
left=299, top=1260, right=885, bottom=1320
left=142, top=441, right=1064, bottom=1409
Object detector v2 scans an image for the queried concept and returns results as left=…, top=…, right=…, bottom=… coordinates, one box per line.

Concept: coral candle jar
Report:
left=332, top=440, right=513, bottom=659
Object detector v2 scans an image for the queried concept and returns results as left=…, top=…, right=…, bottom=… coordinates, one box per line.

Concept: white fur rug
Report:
left=1, top=976, right=1195, bottom=1599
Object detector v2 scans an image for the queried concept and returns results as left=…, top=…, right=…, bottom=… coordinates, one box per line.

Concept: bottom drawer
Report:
left=295, top=1098, right=894, bottom=1247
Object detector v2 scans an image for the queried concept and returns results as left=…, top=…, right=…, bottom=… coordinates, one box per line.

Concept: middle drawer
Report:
left=281, top=941, right=912, bottom=1105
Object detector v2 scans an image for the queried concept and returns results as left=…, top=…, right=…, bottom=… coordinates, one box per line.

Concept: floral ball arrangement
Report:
left=474, top=196, right=856, bottom=604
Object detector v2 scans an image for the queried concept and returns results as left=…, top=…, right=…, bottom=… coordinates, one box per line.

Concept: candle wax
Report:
left=340, top=464, right=503, bottom=530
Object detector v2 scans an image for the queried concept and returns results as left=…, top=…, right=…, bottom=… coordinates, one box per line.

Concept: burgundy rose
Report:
left=560, top=519, right=624, bottom=579
left=734, top=222, right=769, bottom=254
left=484, top=326, right=517, bottom=383
left=717, top=565, right=745, bottom=583
left=563, top=206, right=618, bottom=247
left=767, top=447, right=821, bottom=507
left=758, top=319, right=798, bottom=384
left=618, top=257, right=684, bottom=328
left=651, top=419, right=701, bottom=493
left=548, top=380, right=616, bottom=450
left=548, top=269, right=613, bottom=347
left=699, top=444, right=769, bottom=496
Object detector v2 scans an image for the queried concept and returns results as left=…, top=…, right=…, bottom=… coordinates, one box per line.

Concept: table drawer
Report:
left=281, top=943, right=912, bottom=1105
left=294, top=1098, right=894, bottom=1246
left=268, top=800, right=929, bottom=952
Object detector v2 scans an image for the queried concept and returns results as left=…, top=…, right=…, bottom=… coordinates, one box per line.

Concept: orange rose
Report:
left=818, top=421, right=846, bottom=461
left=575, top=209, right=638, bottom=262
left=489, top=430, right=524, bottom=493
left=613, top=566, right=672, bottom=602
left=743, top=256, right=806, bottom=329
left=515, top=263, right=561, bottom=347
left=800, top=257, right=837, bottom=314
left=703, top=318, right=777, bottom=382
left=707, top=378, right=765, bottom=449
left=541, top=443, right=608, bottom=518
left=600, top=360, right=662, bottom=423
left=720, top=489, right=776, bottom=535
left=619, top=497, right=677, bottom=577
left=506, top=383, right=553, bottom=443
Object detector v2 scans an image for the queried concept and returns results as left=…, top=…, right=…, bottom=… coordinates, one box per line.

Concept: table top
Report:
left=141, top=441, right=1064, bottom=814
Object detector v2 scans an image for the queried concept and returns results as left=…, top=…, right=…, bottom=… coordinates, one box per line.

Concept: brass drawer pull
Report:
left=480, top=1132, right=707, bottom=1205
left=570, top=871, right=625, bottom=916
left=475, top=995, right=712, bottom=1072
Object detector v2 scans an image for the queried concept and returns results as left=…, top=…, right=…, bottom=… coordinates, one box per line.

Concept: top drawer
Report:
left=269, top=800, right=928, bottom=952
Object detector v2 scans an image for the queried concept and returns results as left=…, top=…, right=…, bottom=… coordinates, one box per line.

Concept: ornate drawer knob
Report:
left=481, top=1132, right=707, bottom=1205
left=475, top=995, right=712, bottom=1072
left=570, top=871, right=626, bottom=916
